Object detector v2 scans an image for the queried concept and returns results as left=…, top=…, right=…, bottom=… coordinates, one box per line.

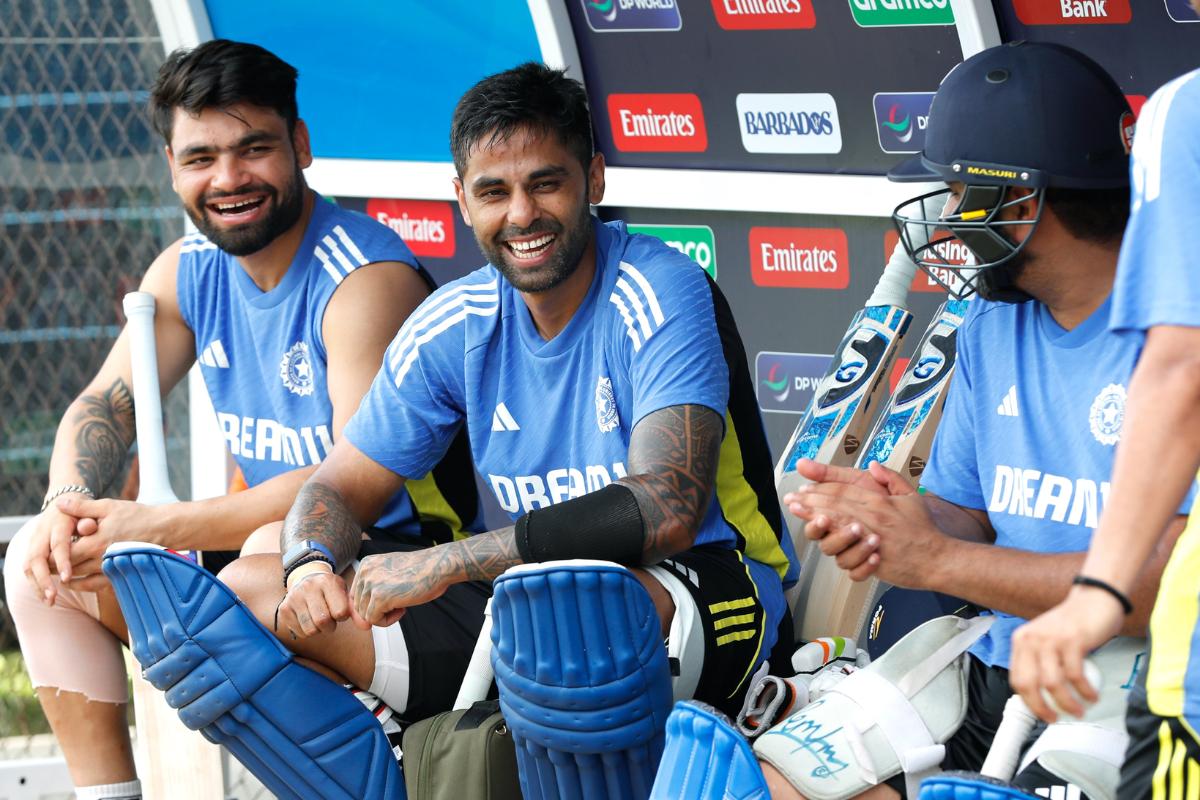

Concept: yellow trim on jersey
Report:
left=1148, top=479, right=1200, bottom=718
left=716, top=411, right=791, bottom=579
left=405, top=472, right=469, bottom=541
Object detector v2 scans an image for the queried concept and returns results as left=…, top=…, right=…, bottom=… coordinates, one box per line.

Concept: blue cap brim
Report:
left=888, top=155, right=941, bottom=183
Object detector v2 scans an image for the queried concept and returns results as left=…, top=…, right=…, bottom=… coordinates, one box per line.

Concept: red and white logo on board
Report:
left=608, top=93, right=708, bottom=152
left=366, top=199, right=456, bottom=259
left=750, top=227, right=848, bottom=289
left=1119, top=110, right=1136, bottom=154
left=884, top=229, right=968, bottom=294
left=711, top=0, right=816, bottom=29
left=1011, top=0, right=1131, bottom=24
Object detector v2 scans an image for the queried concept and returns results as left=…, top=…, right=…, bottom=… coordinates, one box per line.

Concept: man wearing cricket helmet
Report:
left=651, top=41, right=1189, bottom=800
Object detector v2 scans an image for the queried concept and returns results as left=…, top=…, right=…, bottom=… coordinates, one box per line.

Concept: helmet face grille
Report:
left=892, top=186, right=1045, bottom=301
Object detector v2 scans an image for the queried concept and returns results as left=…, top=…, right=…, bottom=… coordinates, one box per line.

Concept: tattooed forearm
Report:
left=620, top=404, right=723, bottom=564
left=448, top=527, right=522, bottom=582
left=72, top=378, right=136, bottom=495
left=281, top=481, right=362, bottom=569
left=354, top=528, right=520, bottom=609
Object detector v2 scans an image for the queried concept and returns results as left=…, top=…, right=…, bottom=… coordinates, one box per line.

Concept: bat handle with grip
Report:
left=980, top=694, right=1038, bottom=781
left=453, top=598, right=494, bottom=710
left=868, top=195, right=944, bottom=308
left=123, top=292, right=179, bottom=507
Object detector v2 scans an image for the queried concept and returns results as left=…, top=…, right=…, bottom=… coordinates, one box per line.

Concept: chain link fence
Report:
left=0, top=1, right=256, bottom=794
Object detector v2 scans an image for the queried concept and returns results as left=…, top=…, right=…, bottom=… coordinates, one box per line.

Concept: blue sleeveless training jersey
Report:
left=177, top=196, right=480, bottom=539
left=345, top=219, right=795, bottom=625
left=922, top=294, right=1191, bottom=670
left=1108, top=68, right=1200, bottom=727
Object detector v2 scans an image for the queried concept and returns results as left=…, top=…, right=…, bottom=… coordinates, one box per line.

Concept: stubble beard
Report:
left=484, top=202, right=592, bottom=294
left=186, top=164, right=306, bottom=257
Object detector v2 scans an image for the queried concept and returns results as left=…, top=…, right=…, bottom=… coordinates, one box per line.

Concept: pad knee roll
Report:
left=491, top=560, right=674, bottom=800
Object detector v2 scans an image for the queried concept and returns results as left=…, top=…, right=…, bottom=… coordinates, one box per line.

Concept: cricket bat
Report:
left=798, top=296, right=969, bottom=642
left=122, top=291, right=224, bottom=799
left=453, top=598, right=494, bottom=710
left=776, top=241, right=922, bottom=625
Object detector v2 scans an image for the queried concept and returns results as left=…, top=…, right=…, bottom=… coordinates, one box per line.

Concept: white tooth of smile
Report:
left=215, top=199, right=258, bottom=211
left=508, top=234, right=554, bottom=252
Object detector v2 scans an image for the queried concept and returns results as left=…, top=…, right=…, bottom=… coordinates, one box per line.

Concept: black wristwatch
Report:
left=281, top=540, right=337, bottom=586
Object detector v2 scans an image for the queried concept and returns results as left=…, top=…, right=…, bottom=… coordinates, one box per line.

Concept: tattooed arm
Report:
left=280, top=434, right=521, bottom=632
left=349, top=404, right=720, bottom=626
left=619, top=404, right=723, bottom=563
left=27, top=242, right=197, bottom=599
left=48, top=377, right=138, bottom=500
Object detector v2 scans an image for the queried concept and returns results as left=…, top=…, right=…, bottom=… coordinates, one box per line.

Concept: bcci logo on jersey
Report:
left=1089, top=383, right=1126, bottom=446
left=280, top=341, right=315, bottom=397
left=596, top=376, right=619, bottom=433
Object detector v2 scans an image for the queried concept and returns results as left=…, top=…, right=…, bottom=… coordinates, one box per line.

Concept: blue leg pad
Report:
left=651, top=701, right=769, bottom=800
left=918, top=772, right=1040, bottom=800
left=102, top=546, right=405, bottom=800
left=491, top=562, right=674, bottom=800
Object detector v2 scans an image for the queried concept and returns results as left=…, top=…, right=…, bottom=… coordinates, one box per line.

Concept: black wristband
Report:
left=1072, top=574, right=1133, bottom=615
left=515, top=483, right=644, bottom=566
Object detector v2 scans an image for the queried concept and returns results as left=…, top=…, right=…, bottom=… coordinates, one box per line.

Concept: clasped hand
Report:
left=24, top=496, right=157, bottom=602
left=782, top=458, right=945, bottom=589
left=275, top=547, right=453, bottom=641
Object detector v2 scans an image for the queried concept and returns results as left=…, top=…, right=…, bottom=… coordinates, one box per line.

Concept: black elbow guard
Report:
left=514, top=483, right=645, bottom=566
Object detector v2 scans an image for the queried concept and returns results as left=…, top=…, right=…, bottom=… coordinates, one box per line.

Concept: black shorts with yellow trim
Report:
left=1119, top=672, right=1200, bottom=800
left=654, top=544, right=791, bottom=718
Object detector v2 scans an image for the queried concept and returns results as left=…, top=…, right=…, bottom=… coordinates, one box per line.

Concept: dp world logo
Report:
left=583, top=0, right=682, bottom=31
left=873, top=93, right=934, bottom=154
left=755, top=352, right=832, bottom=415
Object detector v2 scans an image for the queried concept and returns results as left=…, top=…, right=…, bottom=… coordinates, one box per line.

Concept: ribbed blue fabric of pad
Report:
left=918, top=772, right=1041, bottom=800
left=102, top=548, right=406, bottom=800
left=491, top=563, right=674, bottom=800
left=650, top=701, right=769, bottom=800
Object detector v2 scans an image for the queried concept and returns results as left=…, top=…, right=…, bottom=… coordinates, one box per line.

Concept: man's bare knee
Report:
left=240, top=521, right=283, bottom=556
left=763, top=762, right=807, bottom=799
left=218, top=554, right=284, bottom=628
left=632, top=567, right=675, bottom=638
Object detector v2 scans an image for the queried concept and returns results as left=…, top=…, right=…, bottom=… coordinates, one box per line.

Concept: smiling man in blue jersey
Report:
left=221, top=63, right=796, bottom=755
left=3, top=40, right=479, bottom=800
left=649, top=43, right=1191, bottom=800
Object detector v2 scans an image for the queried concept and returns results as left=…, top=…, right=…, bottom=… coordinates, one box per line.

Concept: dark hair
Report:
left=1046, top=185, right=1130, bottom=244
left=149, top=39, right=299, bottom=144
left=450, top=62, right=593, bottom=176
